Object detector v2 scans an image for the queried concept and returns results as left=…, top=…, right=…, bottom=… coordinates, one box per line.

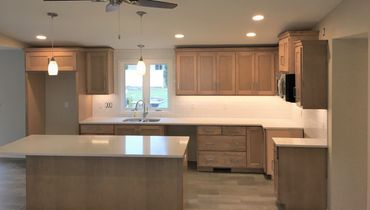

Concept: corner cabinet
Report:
left=176, top=48, right=276, bottom=96
left=278, top=31, right=319, bottom=73
left=86, top=48, right=114, bottom=95
left=295, top=40, right=328, bottom=109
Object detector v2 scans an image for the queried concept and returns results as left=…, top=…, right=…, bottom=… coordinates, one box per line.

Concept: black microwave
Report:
left=277, top=74, right=295, bottom=102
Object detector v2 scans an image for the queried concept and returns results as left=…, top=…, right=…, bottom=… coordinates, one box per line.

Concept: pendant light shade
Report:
left=47, top=12, right=58, bottom=76
left=48, top=57, right=59, bottom=76
left=136, top=11, right=146, bottom=76
left=137, top=56, right=146, bottom=76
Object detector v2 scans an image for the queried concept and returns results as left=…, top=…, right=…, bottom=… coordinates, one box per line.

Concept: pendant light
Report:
left=136, top=11, right=146, bottom=76
left=47, top=12, right=58, bottom=76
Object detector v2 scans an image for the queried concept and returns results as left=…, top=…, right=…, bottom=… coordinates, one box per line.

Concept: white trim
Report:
left=118, top=59, right=173, bottom=115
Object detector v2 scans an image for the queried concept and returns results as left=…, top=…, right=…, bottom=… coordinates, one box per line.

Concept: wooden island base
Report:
left=26, top=156, right=184, bottom=210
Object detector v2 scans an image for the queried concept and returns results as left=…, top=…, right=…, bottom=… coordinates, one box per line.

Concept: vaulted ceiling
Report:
left=0, top=0, right=342, bottom=49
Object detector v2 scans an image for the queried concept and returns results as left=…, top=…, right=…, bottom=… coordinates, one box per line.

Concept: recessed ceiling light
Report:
left=252, top=15, right=265, bottom=21
left=175, top=34, right=185, bottom=39
left=36, top=35, right=47, bottom=40
left=246, top=32, right=257, bottom=37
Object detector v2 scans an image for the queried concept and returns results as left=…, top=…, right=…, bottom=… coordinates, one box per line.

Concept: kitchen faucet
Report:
left=134, top=100, right=148, bottom=120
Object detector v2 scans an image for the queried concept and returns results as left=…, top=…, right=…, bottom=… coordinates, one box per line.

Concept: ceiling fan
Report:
left=44, top=0, right=178, bottom=12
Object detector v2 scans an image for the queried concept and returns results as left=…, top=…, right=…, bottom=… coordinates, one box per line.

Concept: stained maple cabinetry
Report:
left=197, top=126, right=265, bottom=172
left=86, top=48, right=114, bottom=95
left=176, top=48, right=276, bottom=96
left=25, top=48, right=77, bottom=72
left=278, top=31, right=319, bottom=73
left=295, top=40, right=328, bottom=109
left=236, top=49, right=276, bottom=95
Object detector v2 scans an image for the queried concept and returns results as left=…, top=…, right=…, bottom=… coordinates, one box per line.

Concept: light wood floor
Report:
left=0, top=159, right=277, bottom=210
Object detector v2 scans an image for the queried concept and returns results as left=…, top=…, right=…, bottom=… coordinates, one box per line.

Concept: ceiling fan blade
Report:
left=122, top=0, right=177, bottom=9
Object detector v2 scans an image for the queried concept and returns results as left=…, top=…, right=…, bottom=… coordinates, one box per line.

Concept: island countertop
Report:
left=0, top=135, right=189, bottom=158
left=80, top=117, right=303, bottom=129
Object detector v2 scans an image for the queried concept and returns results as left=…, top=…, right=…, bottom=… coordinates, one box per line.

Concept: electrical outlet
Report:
left=105, top=102, right=113, bottom=109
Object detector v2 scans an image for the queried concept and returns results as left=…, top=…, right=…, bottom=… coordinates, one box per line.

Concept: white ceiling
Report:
left=0, top=0, right=342, bottom=49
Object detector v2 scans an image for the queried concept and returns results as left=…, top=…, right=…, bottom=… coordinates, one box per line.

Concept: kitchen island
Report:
left=0, top=135, right=189, bottom=210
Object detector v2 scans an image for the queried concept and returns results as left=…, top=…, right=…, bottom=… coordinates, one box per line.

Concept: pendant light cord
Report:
left=51, top=15, right=54, bottom=58
left=139, top=13, right=143, bottom=57
left=118, top=6, right=121, bottom=40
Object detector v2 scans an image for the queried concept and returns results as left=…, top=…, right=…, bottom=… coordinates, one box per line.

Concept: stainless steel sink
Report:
left=123, top=118, right=160, bottom=123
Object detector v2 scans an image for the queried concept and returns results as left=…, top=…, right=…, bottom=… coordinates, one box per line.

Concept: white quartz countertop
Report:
left=273, top=138, right=328, bottom=148
left=80, top=117, right=303, bottom=129
left=0, top=135, right=189, bottom=158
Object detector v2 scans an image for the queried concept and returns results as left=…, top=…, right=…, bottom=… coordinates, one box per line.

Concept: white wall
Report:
left=316, top=0, right=369, bottom=208
left=0, top=49, right=26, bottom=146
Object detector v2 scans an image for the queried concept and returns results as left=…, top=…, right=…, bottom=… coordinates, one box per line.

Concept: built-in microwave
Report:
left=277, top=74, right=295, bottom=102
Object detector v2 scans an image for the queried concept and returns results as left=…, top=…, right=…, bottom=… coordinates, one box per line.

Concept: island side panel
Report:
left=26, top=156, right=183, bottom=210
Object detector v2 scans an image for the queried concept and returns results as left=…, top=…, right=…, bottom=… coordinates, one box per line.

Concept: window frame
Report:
left=119, top=59, right=172, bottom=113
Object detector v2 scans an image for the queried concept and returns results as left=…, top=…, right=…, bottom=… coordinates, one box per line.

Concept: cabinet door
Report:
left=265, top=129, right=304, bottom=177
left=279, top=38, right=289, bottom=72
left=86, top=50, right=114, bottom=94
left=236, top=52, right=255, bottom=95
left=295, top=45, right=303, bottom=106
left=217, top=52, right=236, bottom=95
left=176, top=52, right=197, bottom=95
left=246, top=127, right=265, bottom=169
left=53, top=51, right=77, bottom=71
left=80, top=124, right=114, bottom=135
left=138, top=126, right=165, bottom=136
left=115, top=125, right=140, bottom=135
left=254, top=51, right=276, bottom=95
left=26, top=52, right=50, bottom=71
left=197, top=52, right=217, bottom=95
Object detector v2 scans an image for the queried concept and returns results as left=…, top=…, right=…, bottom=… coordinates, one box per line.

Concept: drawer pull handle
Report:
left=205, top=158, right=214, bottom=161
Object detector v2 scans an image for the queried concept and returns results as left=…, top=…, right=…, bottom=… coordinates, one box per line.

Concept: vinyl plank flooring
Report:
left=0, top=159, right=277, bottom=210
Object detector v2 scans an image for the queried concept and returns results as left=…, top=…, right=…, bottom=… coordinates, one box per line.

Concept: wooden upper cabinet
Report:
left=278, top=31, right=319, bottom=73
left=217, top=52, right=236, bottom=95
left=236, top=52, right=254, bottom=95
left=176, top=48, right=276, bottom=96
left=86, top=48, right=114, bottom=95
left=236, top=49, right=276, bottom=95
left=295, top=40, right=328, bottom=109
left=25, top=49, right=77, bottom=72
left=176, top=52, right=198, bottom=95
left=254, top=51, right=276, bottom=95
left=197, top=52, right=217, bottom=94
left=246, top=127, right=265, bottom=169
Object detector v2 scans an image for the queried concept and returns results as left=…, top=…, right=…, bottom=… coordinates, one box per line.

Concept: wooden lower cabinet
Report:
left=196, top=126, right=265, bottom=172
left=246, top=127, right=265, bottom=169
left=274, top=146, right=327, bottom=210
left=79, top=124, right=114, bottom=135
left=265, top=128, right=304, bottom=177
left=115, top=125, right=165, bottom=136
left=198, top=151, right=246, bottom=168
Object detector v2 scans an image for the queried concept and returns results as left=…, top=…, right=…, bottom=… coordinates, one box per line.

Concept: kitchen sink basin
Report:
left=123, top=118, right=160, bottom=123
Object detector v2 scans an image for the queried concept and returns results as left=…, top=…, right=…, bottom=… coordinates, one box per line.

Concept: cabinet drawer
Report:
left=139, top=126, right=165, bottom=136
left=222, top=126, right=246, bottom=136
left=80, top=124, right=114, bottom=135
left=198, top=135, right=246, bottom=151
left=197, top=126, right=222, bottom=135
left=115, top=125, right=140, bottom=135
left=198, top=151, right=246, bottom=168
